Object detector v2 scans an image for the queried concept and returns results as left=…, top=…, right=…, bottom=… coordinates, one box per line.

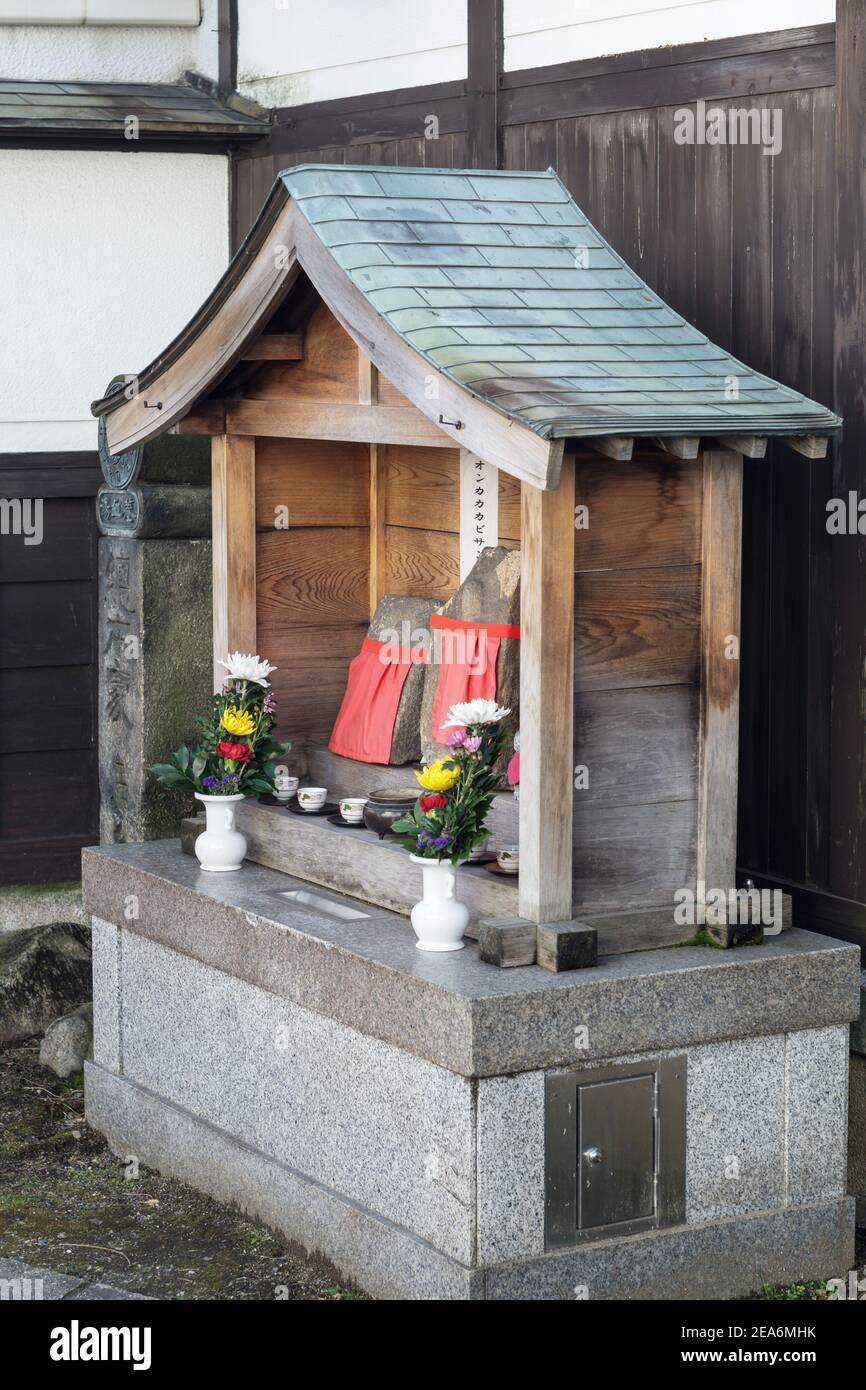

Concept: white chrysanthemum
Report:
left=218, top=652, right=276, bottom=688
left=441, top=698, right=511, bottom=729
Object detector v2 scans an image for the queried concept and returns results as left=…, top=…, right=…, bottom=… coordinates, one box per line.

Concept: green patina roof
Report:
left=281, top=163, right=840, bottom=440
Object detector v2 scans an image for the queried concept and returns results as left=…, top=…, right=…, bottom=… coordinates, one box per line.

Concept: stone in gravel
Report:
left=0, top=922, right=92, bottom=1046
left=40, top=1002, right=94, bottom=1079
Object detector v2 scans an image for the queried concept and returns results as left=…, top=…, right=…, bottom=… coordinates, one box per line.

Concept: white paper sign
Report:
left=459, top=449, right=499, bottom=581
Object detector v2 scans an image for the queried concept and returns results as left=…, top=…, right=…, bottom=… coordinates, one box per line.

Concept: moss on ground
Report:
left=0, top=1040, right=361, bottom=1300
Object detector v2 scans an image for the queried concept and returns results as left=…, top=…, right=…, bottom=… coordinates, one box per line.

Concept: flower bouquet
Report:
left=392, top=698, right=511, bottom=951
left=150, top=652, right=290, bottom=872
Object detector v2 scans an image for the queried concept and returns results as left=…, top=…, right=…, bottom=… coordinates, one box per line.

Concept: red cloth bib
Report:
left=328, top=637, right=426, bottom=764
left=429, top=613, right=520, bottom=743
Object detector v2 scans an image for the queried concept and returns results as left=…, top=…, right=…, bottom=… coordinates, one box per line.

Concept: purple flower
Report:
left=263, top=692, right=276, bottom=714
left=446, top=729, right=466, bottom=748
left=429, top=835, right=451, bottom=848
left=202, top=775, right=218, bottom=788
left=464, top=735, right=482, bottom=752
left=221, top=772, right=240, bottom=784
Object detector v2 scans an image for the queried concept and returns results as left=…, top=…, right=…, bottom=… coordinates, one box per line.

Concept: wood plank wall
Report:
left=572, top=452, right=700, bottom=909
left=232, top=23, right=862, bottom=937
left=0, top=454, right=101, bottom=883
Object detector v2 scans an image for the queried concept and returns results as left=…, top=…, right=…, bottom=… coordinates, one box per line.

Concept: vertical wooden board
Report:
left=696, top=451, right=743, bottom=895
left=657, top=103, right=696, bottom=325
left=694, top=107, right=732, bottom=351
left=588, top=112, right=624, bottom=257
left=831, top=0, right=866, bottom=901
left=767, top=90, right=814, bottom=885
left=524, top=120, right=557, bottom=170
left=501, top=123, right=525, bottom=170
left=805, top=84, right=835, bottom=887
left=498, top=469, right=521, bottom=540
left=554, top=115, right=592, bottom=209
left=621, top=108, right=658, bottom=289
left=731, top=105, right=774, bottom=876
left=369, top=444, right=386, bottom=616
left=212, top=434, right=256, bottom=691
left=519, top=459, right=575, bottom=923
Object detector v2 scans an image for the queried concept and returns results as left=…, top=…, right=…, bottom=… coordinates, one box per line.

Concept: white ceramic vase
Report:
left=194, top=793, right=247, bottom=872
left=409, top=853, right=468, bottom=952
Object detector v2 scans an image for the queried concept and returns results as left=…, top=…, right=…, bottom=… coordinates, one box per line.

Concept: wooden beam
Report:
left=369, top=443, right=386, bottom=617
left=467, top=0, right=503, bottom=169
left=225, top=399, right=454, bottom=448
left=519, top=456, right=576, bottom=923
left=170, top=400, right=226, bottom=436
left=358, top=349, right=379, bottom=405
left=653, top=436, right=700, bottom=460
left=696, top=450, right=743, bottom=909
left=712, top=435, right=767, bottom=458
left=217, top=0, right=238, bottom=96
left=241, top=333, right=303, bottom=361
left=783, top=435, right=829, bottom=459
left=211, top=434, right=257, bottom=693
left=586, top=436, right=633, bottom=461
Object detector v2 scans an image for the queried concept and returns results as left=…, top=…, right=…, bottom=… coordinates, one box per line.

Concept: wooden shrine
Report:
left=92, top=164, right=840, bottom=935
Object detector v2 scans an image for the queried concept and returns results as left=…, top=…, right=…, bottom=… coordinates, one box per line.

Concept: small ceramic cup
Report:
left=496, top=844, right=520, bottom=873
left=468, top=837, right=491, bottom=862
left=297, top=786, right=327, bottom=812
left=339, top=796, right=368, bottom=824
left=273, top=774, right=299, bottom=802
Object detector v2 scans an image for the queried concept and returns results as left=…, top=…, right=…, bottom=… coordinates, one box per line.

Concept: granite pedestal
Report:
left=83, top=842, right=859, bottom=1300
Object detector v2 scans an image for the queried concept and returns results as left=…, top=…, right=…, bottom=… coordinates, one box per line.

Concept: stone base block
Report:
left=85, top=1063, right=853, bottom=1301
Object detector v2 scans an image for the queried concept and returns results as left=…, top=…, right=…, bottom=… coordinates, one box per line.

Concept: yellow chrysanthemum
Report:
left=415, top=758, right=461, bottom=792
left=220, top=705, right=256, bottom=737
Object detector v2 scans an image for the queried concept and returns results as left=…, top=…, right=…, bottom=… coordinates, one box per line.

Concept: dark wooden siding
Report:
left=0, top=454, right=101, bottom=885
left=230, top=20, right=866, bottom=946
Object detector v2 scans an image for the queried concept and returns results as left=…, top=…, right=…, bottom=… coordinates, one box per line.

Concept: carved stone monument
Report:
left=97, top=389, right=212, bottom=842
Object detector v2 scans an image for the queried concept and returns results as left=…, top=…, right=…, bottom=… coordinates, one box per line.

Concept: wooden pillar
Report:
left=696, top=449, right=743, bottom=892
left=359, top=350, right=385, bottom=617
left=467, top=0, right=503, bottom=169
left=518, top=456, right=575, bottom=923
left=211, top=434, right=257, bottom=692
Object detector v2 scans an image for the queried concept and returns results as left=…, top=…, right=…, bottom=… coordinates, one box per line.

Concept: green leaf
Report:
left=175, top=745, right=190, bottom=772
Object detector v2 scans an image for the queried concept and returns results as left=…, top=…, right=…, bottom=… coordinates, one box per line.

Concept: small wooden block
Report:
left=180, top=814, right=205, bottom=856
left=705, top=916, right=763, bottom=949
left=478, top=917, right=537, bottom=968
left=536, top=921, right=597, bottom=972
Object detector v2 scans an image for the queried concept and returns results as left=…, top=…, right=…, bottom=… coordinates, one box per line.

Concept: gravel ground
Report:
left=0, top=1039, right=362, bottom=1300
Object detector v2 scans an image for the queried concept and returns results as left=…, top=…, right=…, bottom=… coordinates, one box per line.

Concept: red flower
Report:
left=216, top=739, right=252, bottom=763
left=419, top=794, right=448, bottom=812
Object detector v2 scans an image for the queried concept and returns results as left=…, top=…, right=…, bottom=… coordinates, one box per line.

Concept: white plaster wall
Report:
left=0, top=148, right=229, bottom=453
left=0, top=0, right=217, bottom=81
left=236, top=0, right=467, bottom=108
left=503, top=0, right=836, bottom=70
